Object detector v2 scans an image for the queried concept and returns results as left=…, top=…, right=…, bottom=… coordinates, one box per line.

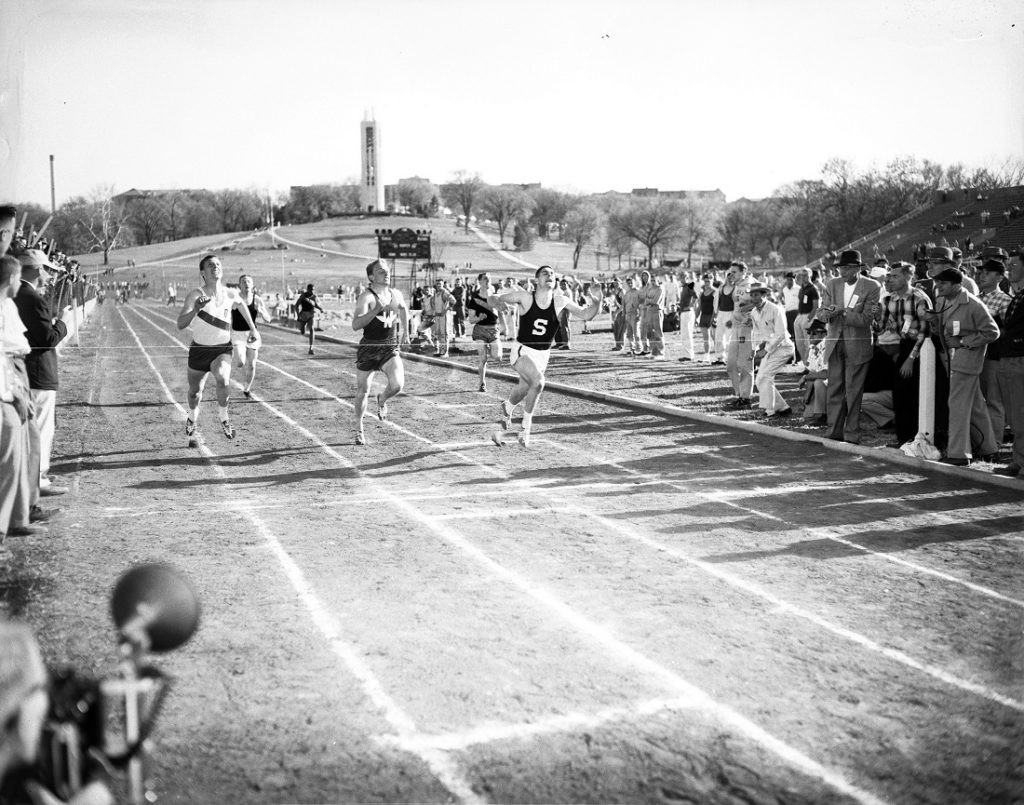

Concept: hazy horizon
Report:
left=2, top=0, right=1022, bottom=208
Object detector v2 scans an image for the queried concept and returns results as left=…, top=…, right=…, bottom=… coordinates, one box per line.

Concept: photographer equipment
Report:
left=39, top=563, right=200, bottom=804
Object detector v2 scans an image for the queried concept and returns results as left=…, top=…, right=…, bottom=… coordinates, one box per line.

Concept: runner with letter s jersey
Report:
left=487, top=266, right=602, bottom=447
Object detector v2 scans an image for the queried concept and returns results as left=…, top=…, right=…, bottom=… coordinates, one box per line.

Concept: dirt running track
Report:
left=6, top=299, right=1023, bottom=805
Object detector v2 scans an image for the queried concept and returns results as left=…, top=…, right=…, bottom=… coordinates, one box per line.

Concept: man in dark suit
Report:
left=14, top=249, right=71, bottom=498
left=994, top=251, right=1024, bottom=477
left=816, top=250, right=882, bottom=444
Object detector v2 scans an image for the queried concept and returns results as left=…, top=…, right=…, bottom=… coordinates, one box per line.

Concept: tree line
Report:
left=11, top=156, right=1023, bottom=267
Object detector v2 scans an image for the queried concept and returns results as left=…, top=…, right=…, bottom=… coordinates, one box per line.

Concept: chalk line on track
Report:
left=122, top=304, right=892, bottom=805
left=116, top=308, right=485, bottom=805
left=135, top=302, right=1024, bottom=612
left=130, top=304, right=1024, bottom=706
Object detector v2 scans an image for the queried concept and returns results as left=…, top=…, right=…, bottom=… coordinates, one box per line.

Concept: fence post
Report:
left=916, top=339, right=936, bottom=443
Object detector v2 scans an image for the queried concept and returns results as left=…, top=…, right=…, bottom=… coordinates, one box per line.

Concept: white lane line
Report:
left=123, top=307, right=890, bottom=805
left=815, top=488, right=983, bottom=508
left=562, top=505, right=1024, bottom=715
left=128, top=306, right=1024, bottom=711
left=376, top=695, right=699, bottom=753
left=538, top=428, right=1024, bottom=609
left=116, top=308, right=484, bottom=805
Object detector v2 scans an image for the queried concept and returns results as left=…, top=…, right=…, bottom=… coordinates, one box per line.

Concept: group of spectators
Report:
left=0, top=206, right=75, bottom=546
left=597, top=245, right=1022, bottom=473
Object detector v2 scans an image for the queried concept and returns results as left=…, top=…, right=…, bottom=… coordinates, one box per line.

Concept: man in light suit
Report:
left=926, top=266, right=999, bottom=465
left=816, top=250, right=882, bottom=444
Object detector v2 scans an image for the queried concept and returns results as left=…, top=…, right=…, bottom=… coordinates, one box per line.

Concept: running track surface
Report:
left=32, top=299, right=1024, bottom=804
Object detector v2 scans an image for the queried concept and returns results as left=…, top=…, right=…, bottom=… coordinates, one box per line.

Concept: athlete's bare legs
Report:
left=186, top=354, right=235, bottom=440
left=354, top=369, right=374, bottom=444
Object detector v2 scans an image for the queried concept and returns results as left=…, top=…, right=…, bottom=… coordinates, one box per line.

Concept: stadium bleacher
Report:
left=814, top=185, right=1024, bottom=266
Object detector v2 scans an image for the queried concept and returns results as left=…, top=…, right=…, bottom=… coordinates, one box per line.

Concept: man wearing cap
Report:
left=875, top=261, right=933, bottom=448
left=749, top=282, right=794, bottom=418
left=799, top=320, right=830, bottom=425
left=14, top=249, right=72, bottom=498
left=993, top=251, right=1024, bottom=477
left=925, top=267, right=999, bottom=465
left=976, top=259, right=1012, bottom=447
left=724, top=261, right=755, bottom=407
left=817, top=249, right=882, bottom=444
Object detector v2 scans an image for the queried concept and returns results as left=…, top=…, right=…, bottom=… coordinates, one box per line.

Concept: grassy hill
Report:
left=73, top=216, right=613, bottom=299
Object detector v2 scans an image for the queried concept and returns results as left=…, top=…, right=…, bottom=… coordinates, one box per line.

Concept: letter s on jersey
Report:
left=531, top=319, right=548, bottom=337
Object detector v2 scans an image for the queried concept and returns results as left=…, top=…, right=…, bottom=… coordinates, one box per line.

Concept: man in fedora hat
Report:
left=976, top=258, right=1012, bottom=447
left=13, top=249, right=72, bottom=499
left=748, top=282, right=794, bottom=418
left=924, top=267, right=999, bottom=465
left=817, top=249, right=882, bottom=444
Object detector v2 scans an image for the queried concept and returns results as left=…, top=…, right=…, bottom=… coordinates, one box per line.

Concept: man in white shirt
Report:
left=749, top=282, right=795, bottom=418
left=1, top=255, right=45, bottom=538
left=779, top=272, right=801, bottom=354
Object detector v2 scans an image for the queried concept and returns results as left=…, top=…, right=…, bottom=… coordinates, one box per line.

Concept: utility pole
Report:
left=49, top=155, right=56, bottom=214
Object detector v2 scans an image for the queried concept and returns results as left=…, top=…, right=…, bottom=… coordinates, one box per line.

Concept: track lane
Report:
left=108, top=303, right=1019, bottom=802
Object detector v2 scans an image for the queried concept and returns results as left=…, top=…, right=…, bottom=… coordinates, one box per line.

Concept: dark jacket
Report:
left=13, top=280, right=67, bottom=391
left=999, top=287, right=1024, bottom=359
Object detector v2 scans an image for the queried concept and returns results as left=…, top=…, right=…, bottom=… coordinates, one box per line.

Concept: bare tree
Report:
left=441, top=170, right=485, bottom=232
left=528, top=188, right=572, bottom=238
left=607, top=197, right=686, bottom=271
left=397, top=177, right=439, bottom=216
left=479, top=185, right=535, bottom=248
left=777, top=180, right=826, bottom=263
left=563, top=203, right=602, bottom=271
left=130, top=196, right=170, bottom=245
left=79, top=186, right=131, bottom=266
left=678, top=196, right=722, bottom=269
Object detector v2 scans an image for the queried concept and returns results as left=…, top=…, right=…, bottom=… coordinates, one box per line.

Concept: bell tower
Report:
left=360, top=115, right=385, bottom=212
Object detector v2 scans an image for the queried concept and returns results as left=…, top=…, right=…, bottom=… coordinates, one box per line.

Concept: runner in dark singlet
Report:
left=466, top=271, right=502, bottom=392
left=230, top=274, right=272, bottom=398
left=486, top=266, right=602, bottom=447
left=351, top=259, right=410, bottom=445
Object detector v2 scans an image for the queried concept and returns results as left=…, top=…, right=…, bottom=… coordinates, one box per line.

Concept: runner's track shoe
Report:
left=221, top=421, right=236, bottom=440
left=500, top=400, right=514, bottom=430
left=517, top=429, right=531, bottom=448
left=185, top=418, right=196, bottom=437
left=355, top=431, right=366, bottom=446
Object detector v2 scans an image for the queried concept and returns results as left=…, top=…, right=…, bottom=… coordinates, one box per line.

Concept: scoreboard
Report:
left=376, top=228, right=431, bottom=261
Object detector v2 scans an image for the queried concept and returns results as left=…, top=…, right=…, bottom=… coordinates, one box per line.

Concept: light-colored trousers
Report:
left=677, top=310, right=695, bottom=360
left=641, top=308, right=664, bottom=356
left=755, top=344, right=794, bottom=413
left=726, top=329, right=753, bottom=398
left=30, top=389, right=57, bottom=483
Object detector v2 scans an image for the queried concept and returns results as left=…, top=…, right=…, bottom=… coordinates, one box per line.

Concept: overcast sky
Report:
left=2, top=0, right=1022, bottom=208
